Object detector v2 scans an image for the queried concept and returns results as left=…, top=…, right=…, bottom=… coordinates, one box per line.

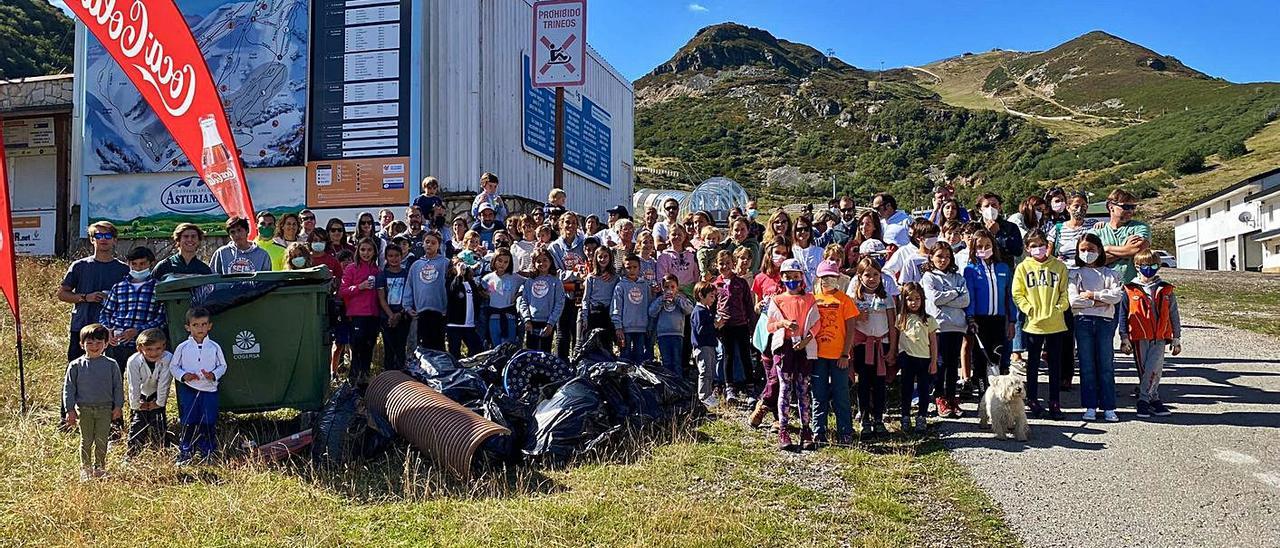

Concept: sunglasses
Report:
left=665, top=206, right=679, bottom=212
left=359, top=221, right=373, bottom=225
left=1110, top=202, right=1138, bottom=211
left=840, top=208, right=856, bottom=213
left=300, top=216, right=316, bottom=221
left=92, top=233, right=115, bottom=240
left=328, top=227, right=344, bottom=233
left=794, top=226, right=811, bottom=233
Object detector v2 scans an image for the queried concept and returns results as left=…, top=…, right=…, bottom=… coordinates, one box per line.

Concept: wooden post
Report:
left=553, top=86, right=565, bottom=189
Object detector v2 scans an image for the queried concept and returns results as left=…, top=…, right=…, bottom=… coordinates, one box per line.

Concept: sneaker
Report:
left=79, top=468, right=92, bottom=482
left=935, top=397, right=950, bottom=418
left=1103, top=410, right=1120, bottom=422
left=800, top=428, right=816, bottom=451
left=1135, top=401, right=1152, bottom=418
left=1150, top=401, right=1172, bottom=417
left=778, top=428, right=794, bottom=450
left=1049, top=403, right=1065, bottom=421
left=900, top=416, right=912, bottom=432
left=914, top=415, right=927, bottom=431
left=702, top=395, right=721, bottom=409
left=1081, top=409, right=1097, bottom=422
left=947, top=397, right=964, bottom=418
left=860, top=420, right=874, bottom=438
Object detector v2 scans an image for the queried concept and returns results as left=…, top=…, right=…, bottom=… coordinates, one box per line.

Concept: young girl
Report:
left=963, top=230, right=1015, bottom=394
left=818, top=244, right=850, bottom=294
left=339, top=238, right=382, bottom=384
left=921, top=244, right=970, bottom=419
left=1011, top=229, right=1070, bottom=420
left=613, top=254, right=654, bottom=363
left=636, top=230, right=659, bottom=288
left=517, top=249, right=565, bottom=352
left=579, top=245, right=619, bottom=341
left=404, top=232, right=450, bottom=351
left=284, top=242, right=312, bottom=270
left=458, top=230, right=489, bottom=275
left=483, top=248, right=522, bottom=347
left=896, top=282, right=937, bottom=432
left=850, top=258, right=896, bottom=437
left=749, top=242, right=787, bottom=428
left=716, top=250, right=756, bottom=403
left=377, top=244, right=410, bottom=371
left=1069, top=233, right=1124, bottom=422
left=446, top=259, right=487, bottom=359
left=765, top=259, right=819, bottom=451
left=550, top=213, right=586, bottom=359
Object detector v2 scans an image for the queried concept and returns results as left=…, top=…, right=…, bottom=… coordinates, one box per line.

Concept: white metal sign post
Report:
left=532, top=0, right=587, bottom=189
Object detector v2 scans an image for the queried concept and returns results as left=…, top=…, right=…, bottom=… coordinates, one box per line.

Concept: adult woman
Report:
left=446, top=216, right=469, bottom=258
left=762, top=210, right=794, bottom=248
left=610, top=219, right=637, bottom=271
left=352, top=212, right=384, bottom=265
left=843, top=210, right=883, bottom=275
left=975, top=193, right=1023, bottom=267
left=790, top=217, right=823, bottom=290
left=276, top=213, right=303, bottom=247
left=1052, top=191, right=1092, bottom=263
left=657, top=224, right=700, bottom=293
left=934, top=198, right=965, bottom=226
left=325, top=218, right=356, bottom=264
left=1008, top=195, right=1052, bottom=240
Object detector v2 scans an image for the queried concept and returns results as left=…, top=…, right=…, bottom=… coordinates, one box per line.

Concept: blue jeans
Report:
left=488, top=312, right=519, bottom=347
left=1074, top=315, right=1117, bottom=410
left=622, top=332, right=649, bottom=363
left=810, top=358, right=852, bottom=439
left=657, top=335, right=684, bottom=377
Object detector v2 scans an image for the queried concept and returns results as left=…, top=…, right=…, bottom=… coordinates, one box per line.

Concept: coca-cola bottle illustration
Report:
left=199, top=114, right=250, bottom=222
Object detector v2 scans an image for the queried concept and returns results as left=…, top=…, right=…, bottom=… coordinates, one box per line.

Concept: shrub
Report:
left=1165, top=149, right=1205, bottom=175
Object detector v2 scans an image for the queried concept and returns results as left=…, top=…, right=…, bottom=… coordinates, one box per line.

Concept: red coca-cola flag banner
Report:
left=0, top=125, right=20, bottom=324
left=66, top=0, right=257, bottom=238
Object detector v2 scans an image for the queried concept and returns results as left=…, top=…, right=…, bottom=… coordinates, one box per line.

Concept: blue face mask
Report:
left=129, top=268, right=150, bottom=281
left=782, top=279, right=803, bottom=291
left=747, top=208, right=758, bottom=220
left=1138, top=265, right=1160, bottom=278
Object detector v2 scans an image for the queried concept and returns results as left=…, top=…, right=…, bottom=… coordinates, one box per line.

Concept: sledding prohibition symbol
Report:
left=539, top=34, right=577, bottom=75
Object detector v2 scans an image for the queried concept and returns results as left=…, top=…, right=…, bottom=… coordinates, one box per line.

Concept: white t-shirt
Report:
left=447, top=281, right=475, bottom=328
left=883, top=243, right=927, bottom=285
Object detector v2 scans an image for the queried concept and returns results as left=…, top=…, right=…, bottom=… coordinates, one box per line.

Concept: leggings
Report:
left=898, top=354, right=932, bottom=417
left=853, top=342, right=887, bottom=422
left=933, top=331, right=964, bottom=399
left=775, top=345, right=812, bottom=438
left=556, top=299, right=579, bottom=359
left=349, top=315, right=381, bottom=383
left=757, top=351, right=780, bottom=420
left=415, top=310, right=446, bottom=351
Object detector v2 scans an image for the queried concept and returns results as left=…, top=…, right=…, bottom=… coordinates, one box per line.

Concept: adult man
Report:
left=744, top=199, right=766, bottom=242
left=643, top=206, right=659, bottom=232
left=211, top=217, right=273, bottom=274
left=824, top=196, right=859, bottom=247
left=300, top=209, right=317, bottom=236
left=377, top=209, right=396, bottom=235
left=399, top=206, right=429, bottom=259
left=253, top=211, right=286, bottom=270
left=872, top=192, right=912, bottom=247
left=58, top=222, right=129, bottom=362
left=927, top=183, right=970, bottom=223
left=471, top=203, right=501, bottom=249
left=975, top=193, right=1024, bottom=267
left=470, top=172, right=508, bottom=223
left=653, top=198, right=681, bottom=245
left=1091, top=188, right=1150, bottom=283
left=152, top=223, right=213, bottom=280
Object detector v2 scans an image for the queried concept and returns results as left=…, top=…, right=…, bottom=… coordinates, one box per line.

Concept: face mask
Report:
left=782, top=279, right=803, bottom=291
left=259, top=225, right=275, bottom=239
left=1034, top=211, right=1043, bottom=222
left=311, top=242, right=327, bottom=252
left=129, top=268, right=150, bottom=281
left=1138, top=265, right=1160, bottom=278
left=747, top=208, right=758, bottom=220
left=819, top=277, right=841, bottom=292
left=975, top=248, right=993, bottom=260
left=290, top=256, right=308, bottom=268
left=952, top=241, right=966, bottom=252
left=1079, top=250, right=1100, bottom=264
left=982, top=206, right=999, bottom=222
left=1051, top=200, right=1067, bottom=213
left=1028, top=246, right=1049, bottom=260
left=771, top=253, right=786, bottom=266
left=1069, top=206, right=1087, bottom=220
left=923, top=236, right=939, bottom=249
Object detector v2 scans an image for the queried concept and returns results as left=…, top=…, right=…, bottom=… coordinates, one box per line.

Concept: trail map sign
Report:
left=531, top=0, right=586, bottom=88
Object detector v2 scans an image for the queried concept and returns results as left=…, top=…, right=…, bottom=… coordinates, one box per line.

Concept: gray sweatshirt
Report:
left=612, top=278, right=654, bottom=333
left=63, top=354, right=123, bottom=410
left=922, top=270, right=971, bottom=333
left=210, top=242, right=272, bottom=274
left=482, top=272, right=522, bottom=310
left=517, top=274, right=566, bottom=323
left=1068, top=266, right=1125, bottom=318
left=648, top=292, right=694, bottom=337
left=402, top=253, right=450, bottom=314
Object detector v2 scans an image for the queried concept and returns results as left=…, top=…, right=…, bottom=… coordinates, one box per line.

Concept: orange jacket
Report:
left=1121, top=281, right=1176, bottom=341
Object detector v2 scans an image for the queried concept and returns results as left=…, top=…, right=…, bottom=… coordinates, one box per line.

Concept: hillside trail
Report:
left=937, top=311, right=1280, bottom=547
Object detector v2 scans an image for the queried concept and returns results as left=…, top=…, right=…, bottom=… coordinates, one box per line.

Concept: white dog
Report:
left=978, top=375, right=1029, bottom=441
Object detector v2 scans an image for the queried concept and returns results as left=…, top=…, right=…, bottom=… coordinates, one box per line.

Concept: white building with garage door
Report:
left=1166, top=167, right=1280, bottom=272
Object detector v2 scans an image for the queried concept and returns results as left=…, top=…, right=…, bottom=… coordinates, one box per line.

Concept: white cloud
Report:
left=687, top=3, right=709, bottom=12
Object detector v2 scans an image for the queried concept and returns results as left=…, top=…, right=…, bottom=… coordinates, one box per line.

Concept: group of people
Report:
left=58, top=173, right=1187, bottom=478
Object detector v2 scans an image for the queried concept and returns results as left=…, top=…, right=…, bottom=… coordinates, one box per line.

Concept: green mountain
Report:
left=636, top=23, right=1280, bottom=217
left=0, top=0, right=73, bottom=79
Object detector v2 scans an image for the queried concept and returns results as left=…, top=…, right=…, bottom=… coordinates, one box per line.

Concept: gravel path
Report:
left=937, top=311, right=1280, bottom=548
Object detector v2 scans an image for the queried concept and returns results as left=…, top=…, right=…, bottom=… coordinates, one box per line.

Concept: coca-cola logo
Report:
left=160, top=176, right=219, bottom=214
left=80, top=0, right=197, bottom=117
left=205, top=167, right=236, bottom=186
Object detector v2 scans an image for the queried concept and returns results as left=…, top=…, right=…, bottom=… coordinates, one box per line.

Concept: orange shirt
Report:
left=813, top=290, right=860, bottom=359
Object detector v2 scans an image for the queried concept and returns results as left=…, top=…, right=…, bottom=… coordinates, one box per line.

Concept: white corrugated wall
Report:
left=424, top=0, right=482, bottom=193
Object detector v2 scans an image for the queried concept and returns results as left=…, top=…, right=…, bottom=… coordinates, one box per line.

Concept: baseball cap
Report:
left=859, top=239, right=887, bottom=255
left=479, top=202, right=495, bottom=213
left=816, top=260, right=841, bottom=278
left=606, top=205, right=629, bottom=217
left=780, top=258, right=804, bottom=273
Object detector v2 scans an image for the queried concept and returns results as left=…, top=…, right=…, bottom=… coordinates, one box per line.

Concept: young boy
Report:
left=378, top=244, right=411, bottom=371
left=125, top=328, right=172, bottom=455
left=766, top=259, right=820, bottom=450
left=1119, top=249, right=1182, bottom=418
left=883, top=218, right=939, bottom=285
left=169, top=307, right=227, bottom=464
left=714, top=250, right=755, bottom=403
left=100, top=246, right=166, bottom=371
left=812, top=261, right=859, bottom=445
left=650, top=274, right=694, bottom=377
left=413, top=176, right=446, bottom=230
left=63, top=324, right=124, bottom=480
left=696, top=227, right=724, bottom=280
left=689, top=282, right=719, bottom=407
left=612, top=255, right=655, bottom=363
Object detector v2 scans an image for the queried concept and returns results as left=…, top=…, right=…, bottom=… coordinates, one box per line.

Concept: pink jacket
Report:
left=339, top=262, right=381, bottom=317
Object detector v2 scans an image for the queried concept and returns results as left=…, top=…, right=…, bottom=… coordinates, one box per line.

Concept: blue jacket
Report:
left=401, top=254, right=450, bottom=314
left=517, top=274, right=566, bottom=324
left=612, top=278, right=653, bottom=333
left=964, top=258, right=1015, bottom=318
left=690, top=303, right=718, bottom=348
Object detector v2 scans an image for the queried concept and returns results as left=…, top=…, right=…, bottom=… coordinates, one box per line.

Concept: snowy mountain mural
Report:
left=83, top=0, right=308, bottom=174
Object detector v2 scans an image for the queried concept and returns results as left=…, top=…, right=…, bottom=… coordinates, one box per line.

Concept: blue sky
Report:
left=585, top=0, right=1280, bottom=83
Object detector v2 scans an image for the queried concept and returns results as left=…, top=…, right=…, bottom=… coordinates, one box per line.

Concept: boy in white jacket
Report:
left=125, top=328, right=172, bottom=455
left=169, top=307, right=227, bottom=463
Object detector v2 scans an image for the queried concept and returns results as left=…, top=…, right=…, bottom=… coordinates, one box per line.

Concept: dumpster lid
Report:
left=156, top=266, right=333, bottom=293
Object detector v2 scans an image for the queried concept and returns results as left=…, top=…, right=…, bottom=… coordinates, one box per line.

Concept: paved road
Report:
left=938, top=312, right=1280, bottom=548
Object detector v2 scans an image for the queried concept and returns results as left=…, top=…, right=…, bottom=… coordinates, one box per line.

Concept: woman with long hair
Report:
left=762, top=210, right=794, bottom=248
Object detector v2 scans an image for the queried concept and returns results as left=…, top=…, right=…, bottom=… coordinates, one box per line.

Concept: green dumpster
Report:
left=155, top=267, right=333, bottom=413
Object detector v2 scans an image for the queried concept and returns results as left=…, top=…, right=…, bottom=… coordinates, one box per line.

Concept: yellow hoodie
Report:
left=1012, top=256, right=1069, bottom=334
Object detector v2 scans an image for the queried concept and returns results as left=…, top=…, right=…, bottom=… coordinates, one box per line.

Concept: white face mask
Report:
left=975, top=248, right=993, bottom=260
left=819, top=277, right=841, bottom=292
left=923, top=236, right=939, bottom=249
left=1051, top=200, right=1067, bottom=213
left=1079, top=250, right=1100, bottom=264
left=1028, top=246, right=1049, bottom=260
left=1034, top=210, right=1043, bottom=222
left=982, top=206, right=999, bottom=222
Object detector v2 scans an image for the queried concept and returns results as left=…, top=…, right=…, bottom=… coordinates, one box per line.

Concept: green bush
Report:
left=1166, top=149, right=1205, bottom=175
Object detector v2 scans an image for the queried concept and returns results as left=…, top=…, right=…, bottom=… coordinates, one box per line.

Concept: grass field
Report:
left=1162, top=269, right=1280, bottom=337
left=0, top=258, right=1017, bottom=547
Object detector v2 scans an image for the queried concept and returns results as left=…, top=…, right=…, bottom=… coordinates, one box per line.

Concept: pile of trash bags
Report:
left=314, top=328, right=700, bottom=468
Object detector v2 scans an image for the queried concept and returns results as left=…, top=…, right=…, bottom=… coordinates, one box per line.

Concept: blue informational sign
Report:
left=522, top=55, right=612, bottom=187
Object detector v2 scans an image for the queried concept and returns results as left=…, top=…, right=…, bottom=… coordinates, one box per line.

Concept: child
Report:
left=811, top=261, right=859, bottom=445
left=1119, top=249, right=1182, bottom=419
left=445, top=259, right=487, bottom=359
left=1069, top=234, right=1125, bottom=422
left=896, top=283, right=937, bottom=431
left=125, top=328, right=172, bottom=455
left=413, top=176, right=446, bottom=230
left=285, top=242, right=313, bottom=270
left=483, top=248, right=523, bottom=347
left=921, top=243, right=969, bottom=419
left=549, top=213, right=586, bottom=359
left=883, top=218, right=939, bottom=285
left=579, top=246, right=619, bottom=341
left=726, top=217, right=762, bottom=275
left=169, top=307, right=226, bottom=464
left=696, top=226, right=724, bottom=280
left=637, top=230, right=659, bottom=287
left=943, top=220, right=969, bottom=270
left=63, top=324, right=123, bottom=480
left=511, top=214, right=538, bottom=274
left=613, top=254, right=654, bottom=363
left=340, top=238, right=382, bottom=384
left=690, top=282, right=720, bottom=407
left=715, top=250, right=756, bottom=402
left=471, top=172, right=508, bottom=223
left=963, top=230, right=1015, bottom=391
left=1011, top=229, right=1070, bottom=420
left=766, top=259, right=820, bottom=450
left=518, top=249, right=566, bottom=351
left=100, top=246, right=166, bottom=371
left=850, top=257, right=896, bottom=436
left=650, top=274, right=695, bottom=380
left=403, top=232, right=451, bottom=351
left=818, top=244, right=850, bottom=294
left=377, top=244, right=411, bottom=371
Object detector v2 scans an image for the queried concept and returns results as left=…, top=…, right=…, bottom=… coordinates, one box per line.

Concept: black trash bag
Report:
left=189, top=280, right=289, bottom=315
left=403, top=347, right=488, bottom=406
left=628, top=361, right=698, bottom=417
left=459, top=342, right=521, bottom=376
left=571, top=327, right=617, bottom=366
left=313, top=383, right=391, bottom=465
left=523, top=377, right=619, bottom=459
left=473, top=390, right=532, bottom=462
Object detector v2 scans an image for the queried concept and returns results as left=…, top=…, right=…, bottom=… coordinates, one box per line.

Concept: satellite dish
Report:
left=1239, top=211, right=1254, bottom=223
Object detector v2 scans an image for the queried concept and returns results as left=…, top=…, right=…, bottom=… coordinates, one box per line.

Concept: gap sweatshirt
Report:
left=1012, top=257, right=1070, bottom=334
